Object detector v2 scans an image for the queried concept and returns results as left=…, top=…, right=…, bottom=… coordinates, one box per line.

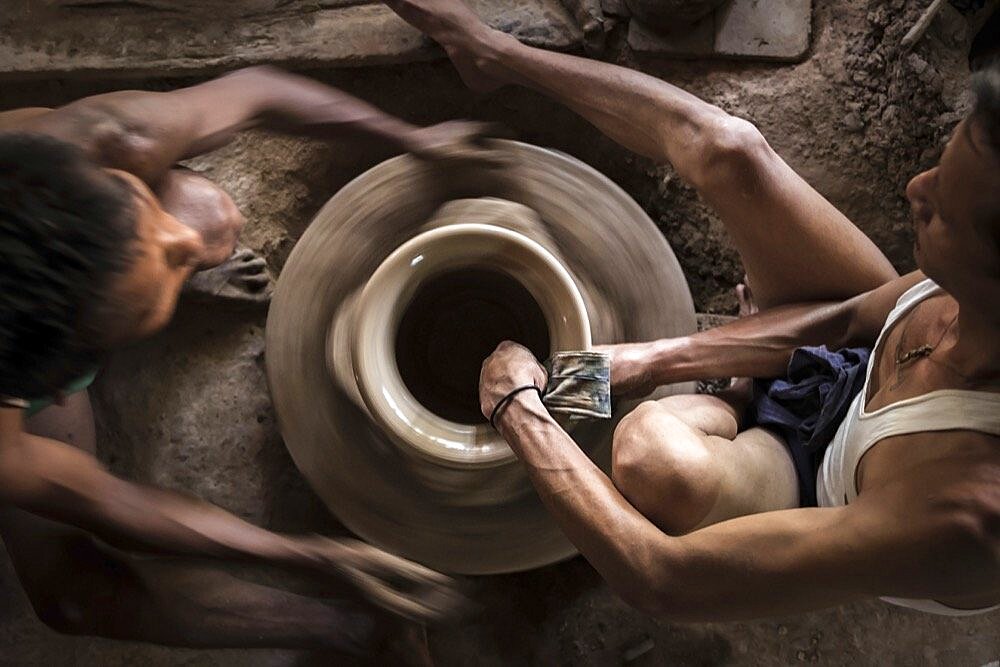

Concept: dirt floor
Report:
left=2, top=0, right=999, bottom=665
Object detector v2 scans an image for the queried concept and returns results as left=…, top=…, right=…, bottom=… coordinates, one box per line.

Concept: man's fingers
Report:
left=239, top=274, right=270, bottom=289
left=358, top=573, right=469, bottom=623
left=495, top=339, right=525, bottom=354
left=350, top=542, right=457, bottom=591
left=464, top=120, right=512, bottom=141
left=372, top=557, right=456, bottom=592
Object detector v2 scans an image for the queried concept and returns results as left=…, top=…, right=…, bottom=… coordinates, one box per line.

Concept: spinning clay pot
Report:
left=266, top=140, right=696, bottom=574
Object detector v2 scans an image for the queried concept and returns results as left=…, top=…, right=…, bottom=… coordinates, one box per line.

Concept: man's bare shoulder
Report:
left=859, top=428, right=1000, bottom=599
left=0, top=408, right=24, bottom=441
left=2, top=93, right=168, bottom=182
left=863, top=427, right=1000, bottom=512
left=0, top=108, right=53, bottom=129
left=845, top=271, right=926, bottom=346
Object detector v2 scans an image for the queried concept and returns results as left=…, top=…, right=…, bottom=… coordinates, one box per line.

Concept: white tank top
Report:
left=816, top=278, right=1000, bottom=615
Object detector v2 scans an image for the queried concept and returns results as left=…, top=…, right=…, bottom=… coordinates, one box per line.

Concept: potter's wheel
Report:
left=265, top=140, right=696, bottom=574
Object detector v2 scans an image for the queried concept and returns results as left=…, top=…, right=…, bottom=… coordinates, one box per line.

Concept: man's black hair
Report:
left=0, top=132, right=137, bottom=400
left=971, top=55, right=1000, bottom=154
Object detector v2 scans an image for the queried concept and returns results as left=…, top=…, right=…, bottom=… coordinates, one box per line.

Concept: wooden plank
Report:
left=0, top=0, right=582, bottom=80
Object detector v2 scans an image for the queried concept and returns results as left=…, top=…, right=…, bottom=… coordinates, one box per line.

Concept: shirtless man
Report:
left=387, top=0, right=1000, bottom=617
left=0, top=66, right=486, bottom=657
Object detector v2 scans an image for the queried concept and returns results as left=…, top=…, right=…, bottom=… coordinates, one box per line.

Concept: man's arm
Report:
left=606, top=271, right=926, bottom=397
left=16, top=66, right=491, bottom=184
left=479, top=343, right=998, bottom=618
left=0, top=411, right=461, bottom=622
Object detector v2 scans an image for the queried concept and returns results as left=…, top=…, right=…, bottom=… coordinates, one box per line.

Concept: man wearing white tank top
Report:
left=388, top=0, right=1000, bottom=618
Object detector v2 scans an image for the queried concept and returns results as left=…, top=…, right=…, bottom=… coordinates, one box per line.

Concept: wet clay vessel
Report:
left=265, top=140, right=696, bottom=574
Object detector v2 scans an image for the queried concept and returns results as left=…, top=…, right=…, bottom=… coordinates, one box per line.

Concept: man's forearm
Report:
left=494, top=392, right=880, bottom=619
left=2, top=433, right=322, bottom=569
left=496, top=393, right=680, bottom=609
left=32, top=67, right=423, bottom=180
left=642, top=299, right=855, bottom=385
left=238, top=67, right=419, bottom=150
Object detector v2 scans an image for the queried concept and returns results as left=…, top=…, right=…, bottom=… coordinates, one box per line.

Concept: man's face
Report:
left=906, top=116, right=1000, bottom=296
left=98, top=170, right=205, bottom=346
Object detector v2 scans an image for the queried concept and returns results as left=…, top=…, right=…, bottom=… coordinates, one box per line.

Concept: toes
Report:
left=248, top=289, right=273, bottom=304
left=735, top=282, right=757, bottom=317
left=231, top=247, right=256, bottom=262
left=224, top=281, right=272, bottom=304
left=240, top=274, right=271, bottom=290
left=236, top=257, right=268, bottom=274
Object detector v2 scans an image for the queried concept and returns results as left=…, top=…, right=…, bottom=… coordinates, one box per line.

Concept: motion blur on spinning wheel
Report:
left=265, top=140, right=696, bottom=574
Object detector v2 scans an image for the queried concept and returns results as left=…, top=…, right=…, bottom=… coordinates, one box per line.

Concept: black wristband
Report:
left=489, top=384, right=543, bottom=431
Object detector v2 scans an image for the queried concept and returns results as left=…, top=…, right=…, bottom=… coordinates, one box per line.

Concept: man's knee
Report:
left=685, top=114, right=772, bottom=191
left=7, top=529, right=131, bottom=637
left=157, top=170, right=245, bottom=267
left=16, top=538, right=101, bottom=635
left=612, top=401, right=717, bottom=534
left=187, top=178, right=244, bottom=264
left=32, top=590, right=92, bottom=636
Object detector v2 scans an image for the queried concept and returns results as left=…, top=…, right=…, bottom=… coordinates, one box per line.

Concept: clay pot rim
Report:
left=351, top=222, right=591, bottom=468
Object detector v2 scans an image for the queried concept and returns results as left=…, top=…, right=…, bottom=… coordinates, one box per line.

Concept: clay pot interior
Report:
left=350, top=220, right=591, bottom=468
left=396, top=266, right=549, bottom=425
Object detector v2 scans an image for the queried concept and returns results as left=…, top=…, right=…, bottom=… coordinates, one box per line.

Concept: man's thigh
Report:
left=613, top=396, right=799, bottom=534
left=0, top=503, right=122, bottom=632
left=2, top=392, right=109, bottom=629
left=699, top=427, right=799, bottom=527
left=688, top=120, right=897, bottom=309
left=25, top=391, right=96, bottom=454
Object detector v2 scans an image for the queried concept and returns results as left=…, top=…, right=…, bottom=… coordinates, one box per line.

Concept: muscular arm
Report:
left=0, top=410, right=462, bottom=622
left=0, top=419, right=318, bottom=564
left=494, top=391, right=998, bottom=618
left=608, top=271, right=926, bottom=396
left=15, top=66, right=423, bottom=184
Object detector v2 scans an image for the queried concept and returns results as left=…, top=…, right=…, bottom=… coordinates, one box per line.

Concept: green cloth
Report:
left=25, top=368, right=99, bottom=417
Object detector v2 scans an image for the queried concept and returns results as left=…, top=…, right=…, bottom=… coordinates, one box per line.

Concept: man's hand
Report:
left=301, top=536, right=469, bottom=624
left=404, top=120, right=509, bottom=167
left=595, top=342, right=661, bottom=399
left=0, top=420, right=467, bottom=626
left=478, top=341, right=547, bottom=419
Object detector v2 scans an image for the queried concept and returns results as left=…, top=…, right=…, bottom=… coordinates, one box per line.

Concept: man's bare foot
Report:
left=717, top=279, right=758, bottom=409
left=183, top=246, right=272, bottom=305
left=735, top=275, right=758, bottom=317
left=384, top=0, right=508, bottom=93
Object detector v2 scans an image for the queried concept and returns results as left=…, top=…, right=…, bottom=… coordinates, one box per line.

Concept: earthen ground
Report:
left=1, top=0, right=999, bottom=664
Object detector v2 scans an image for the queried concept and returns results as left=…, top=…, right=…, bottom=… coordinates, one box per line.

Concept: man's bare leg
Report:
left=156, top=168, right=273, bottom=305
left=384, top=0, right=898, bottom=308
left=611, top=393, right=797, bottom=535
left=610, top=282, right=797, bottom=533
left=0, top=393, right=429, bottom=661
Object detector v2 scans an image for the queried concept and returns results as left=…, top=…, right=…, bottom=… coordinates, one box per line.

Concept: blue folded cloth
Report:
left=749, top=345, right=871, bottom=506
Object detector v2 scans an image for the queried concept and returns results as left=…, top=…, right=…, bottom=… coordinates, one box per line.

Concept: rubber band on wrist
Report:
left=489, top=384, right=543, bottom=431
